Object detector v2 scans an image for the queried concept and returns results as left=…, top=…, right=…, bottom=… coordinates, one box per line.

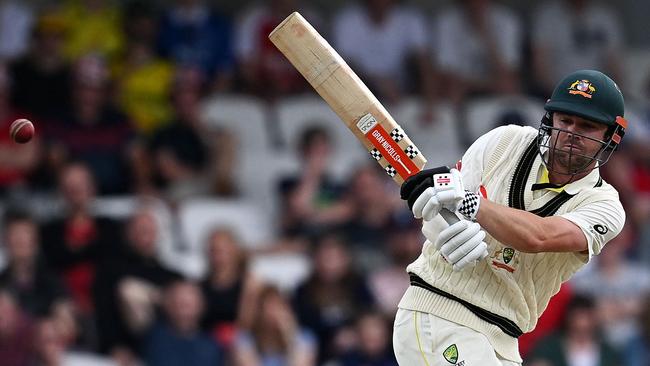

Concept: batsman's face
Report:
left=549, top=113, right=608, bottom=174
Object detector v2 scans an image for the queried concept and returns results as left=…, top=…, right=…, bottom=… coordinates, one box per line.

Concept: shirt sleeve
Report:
left=459, top=126, right=509, bottom=191
left=560, top=198, right=626, bottom=261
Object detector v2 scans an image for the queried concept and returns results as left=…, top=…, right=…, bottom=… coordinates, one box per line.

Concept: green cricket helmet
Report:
left=538, top=69, right=628, bottom=175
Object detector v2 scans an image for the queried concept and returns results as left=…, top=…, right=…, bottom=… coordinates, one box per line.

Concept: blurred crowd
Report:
left=0, top=0, right=648, bottom=365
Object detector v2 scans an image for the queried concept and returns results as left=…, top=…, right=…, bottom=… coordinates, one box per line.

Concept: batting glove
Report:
left=405, top=169, right=465, bottom=221
left=436, top=220, right=489, bottom=271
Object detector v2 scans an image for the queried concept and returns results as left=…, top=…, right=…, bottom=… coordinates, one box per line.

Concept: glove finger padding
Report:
left=452, top=241, right=488, bottom=271
left=442, top=228, right=486, bottom=264
left=434, top=220, right=470, bottom=250
left=421, top=193, right=442, bottom=221
left=412, top=187, right=436, bottom=219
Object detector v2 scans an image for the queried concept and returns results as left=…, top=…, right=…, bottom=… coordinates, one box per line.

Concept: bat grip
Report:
left=439, top=208, right=460, bottom=225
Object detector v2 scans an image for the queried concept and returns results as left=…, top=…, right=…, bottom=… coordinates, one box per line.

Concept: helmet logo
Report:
left=568, top=80, right=596, bottom=99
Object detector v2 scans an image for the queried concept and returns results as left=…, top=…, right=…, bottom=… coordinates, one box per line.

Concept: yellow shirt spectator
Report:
left=115, top=58, right=174, bottom=135
left=60, top=0, right=124, bottom=61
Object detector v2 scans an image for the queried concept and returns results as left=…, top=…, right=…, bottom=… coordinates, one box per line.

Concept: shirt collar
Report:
left=536, top=164, right=600, bottom=195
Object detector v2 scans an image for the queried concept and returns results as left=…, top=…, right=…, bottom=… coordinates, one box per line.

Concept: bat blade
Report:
left=269, top=12, right=459, bottom=224
left=269, top=12, right=425, bottom=185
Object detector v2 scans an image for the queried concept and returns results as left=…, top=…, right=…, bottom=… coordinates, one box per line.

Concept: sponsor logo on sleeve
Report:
left=594, top=224, right=608, bottom=235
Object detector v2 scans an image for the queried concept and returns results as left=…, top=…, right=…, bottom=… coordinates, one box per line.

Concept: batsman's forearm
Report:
left=475, top=198, right=586, bottom=253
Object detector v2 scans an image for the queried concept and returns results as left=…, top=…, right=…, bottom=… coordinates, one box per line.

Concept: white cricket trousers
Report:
left=393, top=308, right=522, bottom=366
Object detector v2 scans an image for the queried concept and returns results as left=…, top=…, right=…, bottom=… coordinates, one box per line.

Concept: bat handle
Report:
left=439, top=208, right=460, bottom=225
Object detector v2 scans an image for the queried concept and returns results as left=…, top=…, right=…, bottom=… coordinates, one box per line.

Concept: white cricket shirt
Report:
left=398, top=125, right=625, bottom=362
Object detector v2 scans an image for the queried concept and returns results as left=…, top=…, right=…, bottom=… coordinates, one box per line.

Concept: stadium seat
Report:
left=392, top=98, right=464, bottom=168
left=200, top=95, right=276, bottom=215
left=176, top=198, right=274, bottom=278
left=464, top=96, right=545, bottom=142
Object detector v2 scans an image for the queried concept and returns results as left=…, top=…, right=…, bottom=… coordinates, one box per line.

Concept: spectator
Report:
left=0, top=288, right=35, bottom=366
left=292, top=235, right=375, bottom=362
left=333, top=0, right=434, bottom=104
left=0, top=211, right=68, bottom=317
left=527, top=295, right=621, bottom=366
left=145, top=74, right=212, bottom=200
left=369, top=221, right=422, bottom=316
left=93, top=208, right=180, bottom=361
left=45, top=55, right=136, bottom=194
left=58, top=0, right=124, bottom=62
left=570, top=223, right=650, bottom=349
left=339, top=164, right=403, bottom=257
left=278, top=126, right=344, bottom=238
left=40, top=163, right=122, bottom=315
left=158, top=0, right=234, bottom=91
left=434, top=0, right=522, bottom=104
left=0, top=63, right=40, bottom=196
left=531, top=0, right=624, bottom=96
left=9, top=13, right=71, bottom=120
left=115, top=0, right=174, bottom=136
left=201, top=228, right=262, bottom=348
left=144, top=281, right=223, bottom=366
left=0, top=1, right=34, bottom=61
left=625, top=295, right=650, bottom=366
left=30, top=317, right=117, bottom=366
left=234, top=0, right=319, bottom=97
left=234, top=286, right=316, bottom=366
left=334, top=311, right=398, bottom=366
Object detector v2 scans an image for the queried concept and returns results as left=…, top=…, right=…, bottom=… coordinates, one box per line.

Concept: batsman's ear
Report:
left=400, top=166, right=451, bottom=202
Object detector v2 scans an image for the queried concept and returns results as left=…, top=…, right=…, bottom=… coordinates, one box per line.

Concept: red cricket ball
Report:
left=9, top=119, right=34, bottom=144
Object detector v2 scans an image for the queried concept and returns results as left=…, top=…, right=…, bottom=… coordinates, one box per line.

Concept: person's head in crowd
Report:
left=386, top=220, right=423, bottom=266
left=355, top=311, right=392, bottom=358
left=562, top=295, right=599, bottom=339
left=3, top=210, right=39, bottom=266
left=30, top=14, right=67, bottom=63
left=252, top=286, right=296, bottom=352
left=298, top=125, right=332, bottom=167
left=32, top=318, right=65, bottom=366
left=50, top=300, right=81, bottom=350
left=126, top=209, right=159, bottom=259
left=72, top=55, right=109, bottom=124
left=206, top=227, right=247, bottom=278
left=364, top=0, right=395, bottom=21
left=162, top=281, right=205, bottom=335
left=59, top=162, right=96, bottom=212
left=270, top=0, right=297, bottom=16
left=349, top=164, right=389, bottom=206
left=313, top=234, right=352, bottom=284
left=124, top=0, right=159, bottom=46
left=171, top=68, right=204, bottom=125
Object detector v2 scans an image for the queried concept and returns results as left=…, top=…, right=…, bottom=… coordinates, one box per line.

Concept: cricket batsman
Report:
left=393, top=69, right=627, bottom=365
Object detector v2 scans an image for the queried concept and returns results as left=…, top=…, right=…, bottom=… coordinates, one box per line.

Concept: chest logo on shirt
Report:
left=443, top=344, right=459, bottom=364
left=568, top=79, right=596, bottom=99
left=491, top=247, right=518, bottom=272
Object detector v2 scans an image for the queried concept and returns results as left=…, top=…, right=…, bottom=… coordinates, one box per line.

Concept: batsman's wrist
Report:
left=458, top=190, right=481, bottom=221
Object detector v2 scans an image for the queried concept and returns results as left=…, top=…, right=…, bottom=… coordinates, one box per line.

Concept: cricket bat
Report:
left=269, top=12, right=458, bottom=224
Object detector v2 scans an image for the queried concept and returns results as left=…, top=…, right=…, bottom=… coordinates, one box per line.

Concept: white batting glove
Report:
left=411, top=169, right=465, bottom=221
left=435, top=220, right=489, bottom=271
